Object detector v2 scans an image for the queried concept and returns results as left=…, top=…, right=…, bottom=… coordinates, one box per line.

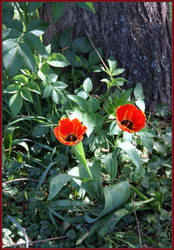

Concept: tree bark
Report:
left=39, top=2, right=172, bottom=112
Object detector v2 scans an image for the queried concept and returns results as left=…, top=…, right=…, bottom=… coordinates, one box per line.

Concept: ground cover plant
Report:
left=2, top=2, right=172, bottom=248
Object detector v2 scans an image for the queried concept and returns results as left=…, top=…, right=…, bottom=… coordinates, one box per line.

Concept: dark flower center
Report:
left=121, top=120, right=133, bottom=130
left=66, top=134, right=77, bottom=142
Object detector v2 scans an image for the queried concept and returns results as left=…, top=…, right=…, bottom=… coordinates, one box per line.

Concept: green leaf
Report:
left=134, top=83, right=144, bottom=99
left=48, top=73, right=58, bottom=83
left=103, top=148, right=119, bottom=183
left=13, top=74, right=28, bottom=84
left=5, top=84, right=20, bottom=94
left=37, top=62, right=51, bottom=81
left=63, top=49, right=81, bottom=67
left=59, top=27, right=72, bottom=48
left=135, top=99, right=145, bottom=112
left=2, top=2, right=14, bottom=25
left=18, top=42, right=36, bottom=74
left=24, top=32, right=47, bottom=56
left=83, top=77, right=93, bottom=93
left=52, top=2, right=65, bottom=23
left=108, top=55, right=117, bottom=72
left=52, top=89, right=59, bottom=104
left=71, top=37, right=93, bottom=53
left=42, top=85, right=53, bottom=98
left=140, top=136, right=154, bottom=153
left=76, top=2, right=95, bottom=13
left=20, top=87, right=33, bottom=103
left=28, top=81, right=41, bottom=95
left=3, top=28, right=22, bottom=40
left=32, top=124, right=50, bottom=137
left=88, top=48, right=102, bottom=65
left=119, top=141, right=143, bottom=174
left=27, top=19, right=49, bottom=36
left=2, top=39, right=23, bottom=75
left=88, top=97, right=99, bottom=112
left=111, top=77, right=127, bottom=87
left=48, top=174, right=73, bottom=201
left=47, top=53, right=70, bottom=67
left=83, top=112, right=96, bottom=136
left=67, top=95, right=89, bottom=112
left=111, top=68, right=125, bottom=76
left=27, top=2, right=43, bottom=13
left=9, top=93, right=23, bottom=115
left=53, top=81, right=68, bottom=90
left=99, top=181, right=131, bottom=218
left=5, top=19, right=23, bottom=31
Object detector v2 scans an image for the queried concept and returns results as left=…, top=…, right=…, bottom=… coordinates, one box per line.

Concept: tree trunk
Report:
left=39, top=2, right=172, bottom=112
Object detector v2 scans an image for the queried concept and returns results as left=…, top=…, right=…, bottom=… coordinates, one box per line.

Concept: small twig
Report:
left=132, top=194, right=142, bottom=248
left=3, top=235, right=67, bottom=248
left=2, top=178, right=48, bottom=186
left=84, top=29, right=109, bottom=71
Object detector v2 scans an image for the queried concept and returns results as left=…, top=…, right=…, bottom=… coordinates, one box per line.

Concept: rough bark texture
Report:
left=39, top=2, right=172, bottom=112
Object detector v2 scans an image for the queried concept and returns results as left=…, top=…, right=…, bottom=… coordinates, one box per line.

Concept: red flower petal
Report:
left=116, top=104, right=146, bottom=133
left=54, top=117, right=87, bottom=146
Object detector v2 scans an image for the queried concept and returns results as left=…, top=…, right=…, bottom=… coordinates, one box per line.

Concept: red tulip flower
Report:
left=116, top=104, right=146, bottom=133
left=54, top=118, right=87, bottom=146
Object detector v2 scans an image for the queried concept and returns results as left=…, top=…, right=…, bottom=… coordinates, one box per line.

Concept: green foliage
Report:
left=2, top=2, right=172, bottom=248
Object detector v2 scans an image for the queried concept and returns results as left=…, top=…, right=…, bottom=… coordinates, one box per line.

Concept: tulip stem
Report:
left=72, top=142, right=93, bottom=181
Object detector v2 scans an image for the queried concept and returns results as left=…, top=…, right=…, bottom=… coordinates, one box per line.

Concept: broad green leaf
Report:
left=53, top=81, right=68, bottom=90
left=67, top=95, right=89, bottom=112
left=134, top=83, right=144, bottom=99
left=88, top=48, right=102, bottom=65
left=9, top=93, right=23, bottom=115
left=103, top=148, right=119, bottom=183
left=59, top=27, right=72, bottom=48
left=48, top=73, right=58, bottom=83
left=111, top=68, right=125, bottom=76
left=37, top=62, right=51, bottom=81
left=32, top=124, right=50, bottom=137
left=2, top=38, right=23, bottom=75
left=18, top=42, right=36, bottom=74
left=135, top=99, right=145, bottom=112
left=76, top=2, right=95, bottom=13
left=27, top=2, right=43, bottom=13
left=108, top=55, right=117, bottom=72
left=27, top=19, right=49, bottom=36
left=24, top=32, right=47, bottom=56
left=20, top=87, right=33, bottom=103
left=48, top=174, right=73, bottom=200
left=42, top=85, right=53, bottom=98
left=5, top=84, right=19, bottom=94
left=5, top=19, right=23, bottom=32
left=52, top=2, right=65, bottom=23
left=123, top=131, right=133, bottom=142
left=111, top=77, right=127, bottom=87
left=2, top=28, right=22, bottom=40
left=52, top=89, right=59, bottom=104
left=99, top=181, right=130, bottom=218
left=119, top=141, right=143, bottom=174
left=13, top=74, right=28, bottom=84
left=71, top=37, right=93, bottom=53
left=2, top=3, right=14, bottom=25
left=28, top=81, right=41, bottom=95
left=88, top=97, right=99, bottom=112
left=47, top=53, right=70, bottom=67
left=83, top=77, right=93, bottom=93
left=83, top=112, right=96, bottom=136
left=63, top=49, right=81, bottom=67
